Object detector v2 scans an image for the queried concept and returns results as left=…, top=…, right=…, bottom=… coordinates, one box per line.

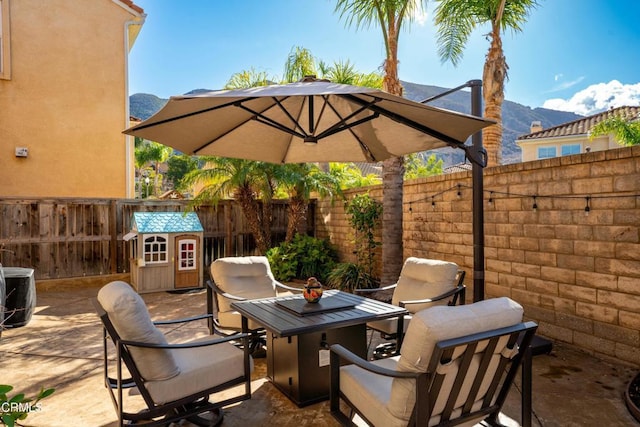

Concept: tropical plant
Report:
left=404, top=153, right=443, bottom=179
left=335, top=0, right=426, bottom=284
left=134, top=140, right=172, bottom=197
left=277, top=163, right=343, bottom=242
left=329, top=163, right=382, bottom=189
left=266, top=234, right=338, bottom=283
left=183, top=157, right=278, bottom=254
left=0, top=385, right=54, bottom=427
left=589, top=114, right=640, bottom=146
left=345, top=193, right=383, bottom=277
left=326, top=262, right=379, bottom=293
left=433, top=0, right=539, bottom=166
left=166, top=154, right=199, bottom=192
left=225, top=68, right=271, bottom=89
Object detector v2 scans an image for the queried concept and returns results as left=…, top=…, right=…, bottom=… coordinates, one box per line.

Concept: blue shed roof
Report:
left=132, top=212, right=204, bottom=233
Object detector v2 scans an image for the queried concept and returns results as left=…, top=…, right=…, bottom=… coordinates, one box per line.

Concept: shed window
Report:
left=538, top=146, right=556, bottom=159
left=178, top=239, right=197, bottom=271
left=0, top=0, right=11, bottom=80
left=143, top=234, right=168, bottom=264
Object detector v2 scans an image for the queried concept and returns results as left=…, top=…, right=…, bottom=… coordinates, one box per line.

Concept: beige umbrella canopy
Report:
left=124, top=78, right=493, bottom=166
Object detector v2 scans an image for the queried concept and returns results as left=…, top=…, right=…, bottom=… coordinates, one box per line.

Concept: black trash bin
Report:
left=3, top=267, right=36, bottom=328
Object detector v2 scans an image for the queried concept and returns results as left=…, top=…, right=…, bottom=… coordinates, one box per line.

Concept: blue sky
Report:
left=128, top=0, right=640, bottom=116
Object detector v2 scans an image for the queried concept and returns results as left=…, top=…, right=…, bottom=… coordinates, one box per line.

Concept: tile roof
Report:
left=443, top=163, right=472, bottom=174
left=132, top=212, right=203, bottom=233
left=117, top=0, right=144, bottom=14
left=517, top=106, right=640, bottom=141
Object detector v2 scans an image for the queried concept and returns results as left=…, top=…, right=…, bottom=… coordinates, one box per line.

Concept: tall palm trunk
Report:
left=381, top=23, right=405, bottom=285
left=482, top=23, right=507, bottom=167
left=285, top=196, right=307, bottom=243
left=235, top=186, right=269, bottom=254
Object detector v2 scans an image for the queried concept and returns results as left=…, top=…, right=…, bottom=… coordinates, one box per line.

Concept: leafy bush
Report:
left=266, top=234, right=338, bottom=283
left=0, top=385, right=54, bottom=427
left=326, top=262, right=380, bottom=293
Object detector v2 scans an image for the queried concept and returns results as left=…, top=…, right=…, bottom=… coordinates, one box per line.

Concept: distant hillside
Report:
left=401, top=81, right=582, bottom=164
left=130, top=81, right=582, bottom=164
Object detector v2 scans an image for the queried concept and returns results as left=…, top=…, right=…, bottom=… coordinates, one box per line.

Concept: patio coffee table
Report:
left=231, top=289, right=407, bottom=407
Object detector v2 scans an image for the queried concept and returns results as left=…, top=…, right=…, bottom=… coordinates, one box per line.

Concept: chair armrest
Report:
left=206, top=279, right=247, bottom=302
left=399, top=284, right=465, bottom=308
left=353, top=283, right=397, bottom=294
left=275, top=281, right=304, bottom=292
left=329, top=344, right=418, bottom=379
left=119, top=332, right=251, bottom=350
left=153, top=313, right=214, bottom=326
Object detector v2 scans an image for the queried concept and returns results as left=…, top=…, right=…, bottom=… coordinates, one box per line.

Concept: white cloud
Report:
left=554, top=74, right=563, bottom=82
left=543, top=80, right=640, bottom=115
left=545, top=76, right=585, bottom=93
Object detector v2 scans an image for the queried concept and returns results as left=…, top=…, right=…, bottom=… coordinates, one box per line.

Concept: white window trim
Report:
left=0, top=0, right=11, bottom=80
left=143, top=234, right=169, bottom=265
left=178, top=238, right=197, bottom=271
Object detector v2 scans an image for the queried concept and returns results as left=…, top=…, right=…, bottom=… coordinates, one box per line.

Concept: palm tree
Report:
left=134, top=140, right=172, bottom=197
left=335, top=0, right=426, bottom=284
left=589, top=114, right=640, bottom=146
left=277, top=163, right=343, bottom=242
left=434, top=0, right=539, bottom=166
left=183, top=157, right=278, bottom=254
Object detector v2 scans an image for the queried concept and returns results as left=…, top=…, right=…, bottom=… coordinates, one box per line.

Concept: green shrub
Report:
left=326, top=262, right=380, bottom=293
left=1, top=385, right=54, bottom=427
left=266, top=234, right=338, bottom=283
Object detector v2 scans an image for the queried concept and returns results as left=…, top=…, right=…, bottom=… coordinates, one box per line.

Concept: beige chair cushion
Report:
left=97, top=281, right=180, bottom=381
left=387, top=297, right=524, bottom=421
left=340, top=356, right=405, bottom=427
left=146, top=335, right=253, bottom=404
left=210, top=256, right=279, bottom=315
left=392, top=258, right=459, bottom=314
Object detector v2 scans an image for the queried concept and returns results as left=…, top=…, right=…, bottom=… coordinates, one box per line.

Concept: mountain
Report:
left=401, top=81, right=583, bottom=164
left=130, top=81, right=582, bottom=164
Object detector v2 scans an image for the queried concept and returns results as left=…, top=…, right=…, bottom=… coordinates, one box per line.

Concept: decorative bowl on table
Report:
left=303, top=277, right=323, bottom=303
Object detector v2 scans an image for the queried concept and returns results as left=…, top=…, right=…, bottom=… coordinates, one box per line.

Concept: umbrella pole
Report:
left=470, top=80, right=485, bottom=302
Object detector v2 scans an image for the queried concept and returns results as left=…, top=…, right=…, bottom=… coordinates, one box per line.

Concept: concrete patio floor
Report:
left=0, top=285, right=638, bottom=426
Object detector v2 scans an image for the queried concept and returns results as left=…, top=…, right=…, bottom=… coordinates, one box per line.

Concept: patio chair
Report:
left=330, top=297, right=538, bottom=427
left=355, top=257, right=466, bottom=358
left=95, top=280, right=252, bottom=427
left=207, top=256, right=303, bottom=356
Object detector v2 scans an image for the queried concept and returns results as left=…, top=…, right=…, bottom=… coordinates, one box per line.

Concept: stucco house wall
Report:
left=0, top=0, right=144, bottom=197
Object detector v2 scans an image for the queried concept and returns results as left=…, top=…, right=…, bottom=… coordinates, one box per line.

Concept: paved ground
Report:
left=0, top=285, right=638, bottom=426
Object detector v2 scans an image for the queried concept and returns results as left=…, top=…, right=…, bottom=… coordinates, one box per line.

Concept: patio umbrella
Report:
left=124, top=77, right=492, bottom=166
left=124, top=77, right=494, bottom=300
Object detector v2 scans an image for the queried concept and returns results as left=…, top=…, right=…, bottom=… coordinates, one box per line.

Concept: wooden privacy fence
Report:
left=0, top=198, right=314, bottom=281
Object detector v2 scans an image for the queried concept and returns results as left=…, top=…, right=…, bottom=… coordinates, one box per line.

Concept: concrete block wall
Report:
left=315, top=146, right=640, bottom=366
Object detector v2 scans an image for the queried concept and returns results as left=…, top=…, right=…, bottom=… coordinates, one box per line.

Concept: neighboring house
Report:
left=0, top=0, right=145, bottom=198
left=516, top=106, right=640, bottom=162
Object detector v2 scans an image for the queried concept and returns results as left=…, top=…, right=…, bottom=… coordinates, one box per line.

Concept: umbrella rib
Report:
left=322, top=98, right=378, bottom=162
left=342, top=94, right=467, bottom=147
left=235, top=102, right=307, bottom=139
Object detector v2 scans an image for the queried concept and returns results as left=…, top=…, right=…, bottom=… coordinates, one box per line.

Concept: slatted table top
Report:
left=232, top=289, right=407, bottom=337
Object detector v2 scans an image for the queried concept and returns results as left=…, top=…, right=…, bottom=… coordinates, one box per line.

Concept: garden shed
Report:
left=126, top=212, right=204, bottom=293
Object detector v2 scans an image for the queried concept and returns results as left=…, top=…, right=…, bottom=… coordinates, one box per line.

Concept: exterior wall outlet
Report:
left=15, top=147, right=28, bottom=157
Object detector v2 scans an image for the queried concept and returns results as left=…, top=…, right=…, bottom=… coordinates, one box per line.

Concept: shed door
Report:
left=175, top=236, right=199, bottom=288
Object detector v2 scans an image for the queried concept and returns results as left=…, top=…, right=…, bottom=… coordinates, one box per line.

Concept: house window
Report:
left=538, top=146, right=556, bottom=159
left=0, top=0, right=11, bottom=80
left=178, top=239, right=197, bottom=271
left=561, top=144, right=581, bottom=156
left=143, top=234, right=168, bottom=264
